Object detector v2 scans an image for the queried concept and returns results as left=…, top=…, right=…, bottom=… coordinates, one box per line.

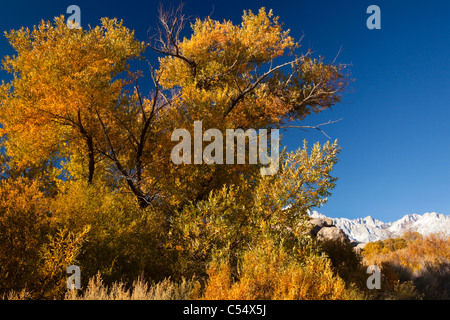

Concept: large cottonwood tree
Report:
left=0, top=7, right=354, bottom=297
left=1, top=7, right=348, bottom=210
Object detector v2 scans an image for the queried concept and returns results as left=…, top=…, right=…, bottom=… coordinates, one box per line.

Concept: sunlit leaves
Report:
left=170, top=140, right=340, bottom=280
left=0, top=16, right=146, bottom=176
left=157, top=7, right=347, bottom=130
left=201, top=239, right=353, bottom=300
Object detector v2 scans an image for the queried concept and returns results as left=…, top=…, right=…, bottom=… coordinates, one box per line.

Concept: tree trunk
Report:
left=86, top=135, right=95, bottom=183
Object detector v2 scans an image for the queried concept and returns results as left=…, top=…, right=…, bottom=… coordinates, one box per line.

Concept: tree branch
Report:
left=223, top=58, right=300, bottom=118
left=278, top=118, right=343, bottom=139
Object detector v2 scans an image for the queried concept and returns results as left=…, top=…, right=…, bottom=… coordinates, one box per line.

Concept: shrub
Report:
left=390, top=281, right=423, bottom=300
left=38, top=226, right=90, bottom=299
left=201, top=240, right=362, bottom=300
left=414, top=261, right=450, bottom=300
left=49, top=180, right=177, bottom=288
left=361, top=233, right=450, bottom=300
left=319, top=239, right=367, bottom=290
left=0, top=178, right=51, bottom=297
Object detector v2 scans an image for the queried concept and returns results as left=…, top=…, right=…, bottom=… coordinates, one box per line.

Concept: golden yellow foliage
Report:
left=157, top=7, right=346, bottom=129
left=1, top=7, right=348, bottom=209
left=201, top=240, right=357, bottom=300
left=361, top=233, right=450, bottom=299
left=362, top=233, right=450, bottom=272
left=0, top=178, right=50, bottom=294
left=0, top=16, right=145, bottom=182
left=169, top=141, right=340, bottom=281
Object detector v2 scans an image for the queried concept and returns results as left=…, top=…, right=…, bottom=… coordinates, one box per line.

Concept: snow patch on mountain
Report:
left=308, top=211, right=450, bottom=243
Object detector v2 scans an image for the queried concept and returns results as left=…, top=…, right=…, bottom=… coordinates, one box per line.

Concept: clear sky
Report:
left=1, top=0, right=449, bottom=222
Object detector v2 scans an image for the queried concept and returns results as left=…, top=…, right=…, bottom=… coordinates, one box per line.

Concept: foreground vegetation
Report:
left=361, top=232, right=450, bottom=299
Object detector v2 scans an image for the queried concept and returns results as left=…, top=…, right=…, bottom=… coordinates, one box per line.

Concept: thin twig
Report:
left=278, top=118, right=343, bottom=139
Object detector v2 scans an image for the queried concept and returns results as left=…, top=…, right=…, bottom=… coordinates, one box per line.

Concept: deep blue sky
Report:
left=1, top=0, right=449, bottom=222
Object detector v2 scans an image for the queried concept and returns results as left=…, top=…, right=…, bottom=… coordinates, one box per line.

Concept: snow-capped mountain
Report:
left=308, top=211, right=450, bottom=243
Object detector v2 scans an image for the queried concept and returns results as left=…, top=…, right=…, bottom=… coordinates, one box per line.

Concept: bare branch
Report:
left=332, top=45, right=344, bottom=65
left=278, top=118, right=343, bottom=139
left=149, top=3, right=197, bottom=76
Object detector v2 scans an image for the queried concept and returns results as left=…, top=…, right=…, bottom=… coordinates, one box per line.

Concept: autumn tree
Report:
left=1, top=7, right=347, bottom=210
left=153, top=6, right=346, bottom=127
left=0, top=7, right=351, bottom=298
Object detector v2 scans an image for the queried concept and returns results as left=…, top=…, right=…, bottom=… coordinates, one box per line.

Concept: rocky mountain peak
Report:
left=308, top=210, right=450, bottom=243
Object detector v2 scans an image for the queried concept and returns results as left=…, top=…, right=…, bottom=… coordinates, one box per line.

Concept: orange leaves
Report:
left=360, top=233, right=450, bottom=299
left=168, top=139, right=341, bottom=291
left=0, top=6, right=348, bottom=206
left=0, top=177, right=52, bottom=295
left=0, top=7, right=351, bottom=298
left=0, top=15, right=146, bottom=175
left=156, top=6, right=347, bottom=131
left=158, top=7, right=296, bottom=120
left=180, top=7, right=293, bottom=66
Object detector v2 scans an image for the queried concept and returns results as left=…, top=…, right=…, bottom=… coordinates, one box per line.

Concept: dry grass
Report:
left=2, top=288, right=33, bottom=300
left=64, top=273, right=199, bottom=300
left=3, top=275, right=200, bottom=300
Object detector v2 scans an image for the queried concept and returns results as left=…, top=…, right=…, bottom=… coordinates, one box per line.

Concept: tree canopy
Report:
left=1, top=7, right=347, bottom=208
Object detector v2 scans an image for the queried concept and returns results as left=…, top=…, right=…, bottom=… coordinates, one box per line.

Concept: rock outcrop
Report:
left=309, top=217, right=350, bottom=243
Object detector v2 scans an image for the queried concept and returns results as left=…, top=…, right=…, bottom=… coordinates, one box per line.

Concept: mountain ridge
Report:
left=308, top=211, right=450, bottom=243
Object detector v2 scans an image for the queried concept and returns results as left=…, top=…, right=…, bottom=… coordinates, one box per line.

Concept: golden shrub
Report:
left=201, top=240, right=360, bottom=300
left=362, top=233, right=450, bottom=299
